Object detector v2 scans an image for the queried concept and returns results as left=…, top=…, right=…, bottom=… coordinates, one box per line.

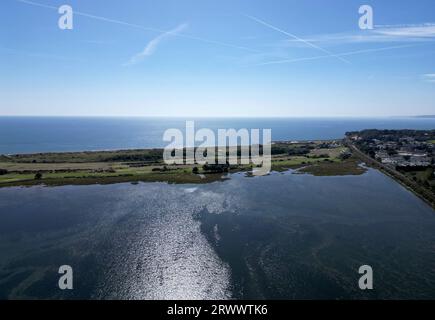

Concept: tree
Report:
left=34, top=172, right=43, bottom=180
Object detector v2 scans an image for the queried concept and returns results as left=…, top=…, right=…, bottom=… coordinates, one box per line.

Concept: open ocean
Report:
left=0, top=116, right=434, bottom=154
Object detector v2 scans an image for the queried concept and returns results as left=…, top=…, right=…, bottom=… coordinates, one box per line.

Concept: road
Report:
left=345, top=139, right=435, bottom=209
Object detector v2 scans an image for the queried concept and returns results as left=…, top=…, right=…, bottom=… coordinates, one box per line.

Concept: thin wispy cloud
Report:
left=375, top=23, right=435, bottom=38
left=281, top=23, right=435, bottom=47
left=125, top=23, right=188, bottom=66
left=14, top=0, right=259, bottom=53
left=245, top=14, right=351, bottom=64
left=422, top=73, right=435, bottom=83
left=254, top=44, right=419, bottom=66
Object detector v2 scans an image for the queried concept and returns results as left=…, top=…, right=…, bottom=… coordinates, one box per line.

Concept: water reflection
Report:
left=0, top=169, right=434, bottom=299
left=94, top=185, right=233, bottom=299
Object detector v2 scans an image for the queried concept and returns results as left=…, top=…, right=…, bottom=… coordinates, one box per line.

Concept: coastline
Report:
left=0, top=140, right=365, bottom=188
left=1, top=138, right=433, bottom=211
left=346, top=140, right=435, bottom=210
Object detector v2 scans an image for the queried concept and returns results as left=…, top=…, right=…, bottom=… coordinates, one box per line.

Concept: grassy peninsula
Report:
left=0, top=141, right=364, bottom=188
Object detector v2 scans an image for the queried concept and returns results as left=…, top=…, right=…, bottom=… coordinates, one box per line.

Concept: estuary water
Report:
left=0, top=169, right=434, bottom=299
left=1, top=116, right=435, bottom=154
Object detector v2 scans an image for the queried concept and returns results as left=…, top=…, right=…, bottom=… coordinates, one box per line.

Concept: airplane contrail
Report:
left=254, top=44, right=420, bottom=66
left=15, top=0, right=260, bottom=53
left=245, top=14, right=351, bottom=64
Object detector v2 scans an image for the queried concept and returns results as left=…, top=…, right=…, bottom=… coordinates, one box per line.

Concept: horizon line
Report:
left=0, top=115, right=434, bottom=119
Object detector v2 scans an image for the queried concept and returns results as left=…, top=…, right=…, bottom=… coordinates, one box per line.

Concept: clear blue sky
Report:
left=1, top=0, right=435, bottom=117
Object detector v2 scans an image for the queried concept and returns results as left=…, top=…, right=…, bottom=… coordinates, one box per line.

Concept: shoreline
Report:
left=346, top=140, right=435, bottom=210
left=0, top=140, right=365, bottom=188
left=0, top=139, right=338, bottom=156
left=1, top=137, right=433, bottom=211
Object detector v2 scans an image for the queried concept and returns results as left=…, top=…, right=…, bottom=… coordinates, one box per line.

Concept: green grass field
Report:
left=0, top=144, right=364, bottom=187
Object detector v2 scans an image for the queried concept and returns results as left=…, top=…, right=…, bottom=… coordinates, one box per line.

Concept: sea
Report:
left=0, top=116, right=434, bottom=154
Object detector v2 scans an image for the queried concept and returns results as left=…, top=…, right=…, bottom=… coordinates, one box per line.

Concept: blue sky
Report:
left=1, top=0, right=435, bottom=117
